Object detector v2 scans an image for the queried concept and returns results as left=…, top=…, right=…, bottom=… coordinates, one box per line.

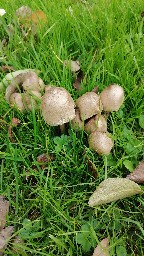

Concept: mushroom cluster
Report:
left=5, top=71, right=45, bottom=111
left=71, top=83, right=124, bottom=155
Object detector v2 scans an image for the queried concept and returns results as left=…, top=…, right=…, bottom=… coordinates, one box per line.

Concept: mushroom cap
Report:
left=76, top=92, right=102, bottom=121
left=9, top=93, right=25, bottom=111
left=71, top=109, right=83, bottom=131
left=63, top=60, right=80, bottom=72
left=100, top=84, right=124, bottom=112
left=88, top=131, right=114, bottom=155
left=41, top=87, right=76, bottom=126
left=85, top=115, right=107, bottom=134
left=15, top=6, right=32, bottom=20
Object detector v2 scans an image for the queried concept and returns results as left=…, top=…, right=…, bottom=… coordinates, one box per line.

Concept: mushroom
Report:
left=63, top=60, right=80, bottom=72
left=5, top=71, right=45, bottom=111
left=85, top=115, right=107, bottom=134
left=100, top=84, right=124, bottom=112
left=76, top=92, right=103, bottom=121
left=88, top=131, right=114, bottom=155
left=9, top=93, right=25, bottom=112
left=41, top=87, right=75, bottom=132
left=71, top=109, right=83, bottom=131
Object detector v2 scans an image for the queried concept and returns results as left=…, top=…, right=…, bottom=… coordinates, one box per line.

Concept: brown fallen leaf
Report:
left=92, top=86, right=99, bottom=93
left=11, top=117, right=21, bottom=127
left=126, top=162, right=144, bottom=184
left=93, top=237, right=109, bottom=256
left=8, top=117, right=21, bottom=142
left=73, top=69, right=84, bottom=91
left=0, top=226, right=14, bottom=255
left=0, top=66, right=15, bottom=73
left=37, top=153, right=48, bottom=163
left=0, top=196, right=9, bottom=231
left=88, top=178, right=142, bottom=207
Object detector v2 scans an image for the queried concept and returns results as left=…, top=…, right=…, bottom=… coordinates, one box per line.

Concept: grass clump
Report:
left=0, top=0, right=144, bottom=255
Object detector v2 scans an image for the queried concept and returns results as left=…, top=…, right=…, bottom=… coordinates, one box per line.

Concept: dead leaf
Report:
left=0, top=226, right=14, bottom=255
left=126, top=162, right=144, bottom=184
left=15, top=6, right=32, bottom=21
left=11, top=117, right=21, bottom=127
left=63, top=60, right=80, bottom=72
left=0, top=196, right=9, bottom=231
left=8, top=126, right=15, bottom=142
left=73, top=69, right=84, bottom=91
left=0, top=66, right=15, bottom=73
left=92, top=86, right=99, bottom=93
left=8, top=118, right=21, bottom=142
left=93, top=237, right=109, bottom=256
left=141, top=11, right=144, bottom=17
left=37, top=153, right=48, bottom=163
left=88, top=178, right=142, bottom=207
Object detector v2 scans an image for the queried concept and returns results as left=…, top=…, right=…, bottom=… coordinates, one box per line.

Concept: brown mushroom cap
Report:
left=76, top=92, right=102, bottom=121
left=88, top=131, right=114, bottom=155
left=41, top=87, right=76, bottom=126
left=71, top=109, right=83, bottom=131
left=100, top=84, right=124, bottom=112
left=85, top=115, right=107, bottom=134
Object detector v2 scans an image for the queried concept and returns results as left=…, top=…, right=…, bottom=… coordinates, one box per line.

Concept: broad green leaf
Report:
left=88, top=178, right=142, bottom=207
left=139, top=114, right=144, bottom=129
left=123, top=160, right=133, bottom=172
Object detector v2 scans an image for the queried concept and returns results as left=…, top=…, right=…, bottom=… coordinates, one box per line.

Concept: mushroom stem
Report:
left=60, top=124, right=65, bottom=133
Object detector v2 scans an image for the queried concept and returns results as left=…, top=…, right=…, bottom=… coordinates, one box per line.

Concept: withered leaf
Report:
left=126, top=162, right=144, bottom=184
left=141, top=11, right=144, bottom=17
left=37, top=153, right=48, bottom=163
left=11, top=117, right=21, bottom=127
left=92, top=86, right=99, bottom=93
left=0, top=226, right=14, bottom=255
left=0, top=196, right=9, bottom=231
left=88, top=178, right=142, bottom=207
left=8, top=126, right=15, bottom=142
left=73, top=69, right=84, bottom=91
left=93, top=237, right=109, bottom=256
left=0, top=66, right=15, bottom=73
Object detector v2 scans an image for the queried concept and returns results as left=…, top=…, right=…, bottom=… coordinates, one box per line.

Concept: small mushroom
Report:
left=63, top=60, right=80, bottom=72
left=71, top=109, right=83, bottom=131
left=100, top=84, right=124, bottom=112
left=41, top=87, right=75, bottom=132
left=76, top=92, right=102, bottom=121
left=5, top=71, right=45, bottom=111
left=9, top=93, right=25, bottom=111
left=88, top=131, right=114, bottom=155
left=85, top=115, right=107, bottom=134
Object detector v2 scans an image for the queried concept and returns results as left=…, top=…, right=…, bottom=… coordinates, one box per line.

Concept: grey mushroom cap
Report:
left=41, top=87, right=76, bottom=126
left=76, top=92, right=102, bottom=121
left=9, top=93, right=25, bottom=111
left=88, top=131, right=114, bottom=155
left=85, top=115, right=107, bottom=134
left=100, top=84, right=124, bottom=112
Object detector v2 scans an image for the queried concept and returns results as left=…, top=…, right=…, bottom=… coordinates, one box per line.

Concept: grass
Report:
left=0, top=0, right=144, bottom=255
